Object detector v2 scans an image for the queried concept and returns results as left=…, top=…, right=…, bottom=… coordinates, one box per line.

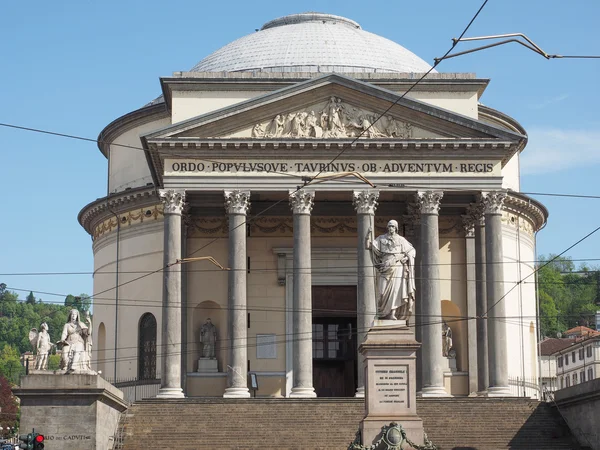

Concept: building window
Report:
left=560, top=377, right=564, bottom=389
left=566, top=376, right=570, bottom=387
left=581, top=371, right=586, bottom=383
left=572, top=351, right=576, bottom=363
left=573, top=373, right=578, bottom=385
left=587, top=345, right=593, bottom=358
left=565, top=355, right=569, bottom=365
left=588, top=368, right=594, bottom=380
left=138, top=313, right=157, bottom=380
left=579, top=348, right=584, bottom=360
left=558, top=356, right=563, bottom=367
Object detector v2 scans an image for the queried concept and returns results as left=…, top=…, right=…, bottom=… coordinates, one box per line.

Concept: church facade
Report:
left=78, top=13, right=547, bottom=398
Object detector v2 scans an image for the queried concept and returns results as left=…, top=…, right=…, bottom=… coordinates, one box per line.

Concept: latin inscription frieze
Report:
left=165, top=159, right=500, bottom=177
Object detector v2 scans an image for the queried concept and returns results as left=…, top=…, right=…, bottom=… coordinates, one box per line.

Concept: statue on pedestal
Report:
left=367, top=220, right=416, bottom=321
left=200, top=318, right=217, bottom=359
left=28, top=323, right=53, bottom=370
left=58, top=309, right=95, bottom=374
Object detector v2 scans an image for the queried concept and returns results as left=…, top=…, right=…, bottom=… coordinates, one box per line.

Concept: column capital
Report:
left=461, top=218, right=475, bottom=238
left=159, top=189, right=186, bottom=215
left=289, top=190, right=315, bottom=215
left=480, top=190, right=507, bottom=215
left=224, top=190, right=251, bottom=215
left=416, top=190, right=443, bottom=215
left=462, top=202, right=484, bottom=236
left=353, top=190, right=379, bottom=214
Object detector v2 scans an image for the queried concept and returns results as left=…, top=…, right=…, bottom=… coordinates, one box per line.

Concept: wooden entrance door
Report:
left=312, top=286, right=357, bottom=397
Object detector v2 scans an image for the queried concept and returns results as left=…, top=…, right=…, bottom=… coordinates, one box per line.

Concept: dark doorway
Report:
left=312, top=286, right=357, bottom=397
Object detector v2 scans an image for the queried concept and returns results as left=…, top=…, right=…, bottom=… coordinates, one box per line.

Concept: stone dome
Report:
left=190, top=13, right=434, bottom=74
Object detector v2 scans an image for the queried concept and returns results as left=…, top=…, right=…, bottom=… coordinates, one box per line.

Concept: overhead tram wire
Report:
left=6, top=283, right=597, bottom=320
left=3, top=118, right=600, bottom=202
left=484, top=224, right=600, bottom=317
left=89, top=316, right=475, bottom=366
left=52, top=0, right=492, bottom=304
left=5, top=256, right=600, bottom=276
left=4, top=255, right=600, bottom=277
left=154, top=1, right=496, bottom=263
left=307, top=0, right=491, bottom=181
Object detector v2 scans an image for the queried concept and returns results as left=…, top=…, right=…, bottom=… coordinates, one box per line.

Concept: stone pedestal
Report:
left=359, top=321, right=423, bottom=448
left=443, top=356, right=458, bottom=373
left=197, top=358, right=218, bottom=373
left=13, top=374, right=127, bottom=450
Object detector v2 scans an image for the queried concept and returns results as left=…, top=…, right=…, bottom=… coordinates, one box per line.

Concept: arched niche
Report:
left=97, top=322, right=106, bottom=376
left=192, top=301, right=224, bottom=371
left=441, top=300, right=466, bottom=371
left=138, top=313, right=157, bottom=380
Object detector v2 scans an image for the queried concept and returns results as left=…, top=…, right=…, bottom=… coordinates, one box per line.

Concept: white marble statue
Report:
left=29, top=323, right=53, bottom=370
left=367, top=220, right=416, bottom=321
left=442, top=321, right=453, bottom=357
left=200, top=318, right=217, bottom=359
left=58, top=309, right=95, bottom=374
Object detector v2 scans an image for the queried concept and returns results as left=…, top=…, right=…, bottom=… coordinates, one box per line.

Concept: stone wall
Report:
left=554, top=377, right=600, bottom=449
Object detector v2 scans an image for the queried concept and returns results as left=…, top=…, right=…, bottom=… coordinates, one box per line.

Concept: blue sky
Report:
left=1, top=0, right=599, bottom=304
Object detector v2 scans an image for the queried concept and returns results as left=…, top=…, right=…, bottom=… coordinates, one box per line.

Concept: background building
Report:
left=78, top=12, right=547, bottom=398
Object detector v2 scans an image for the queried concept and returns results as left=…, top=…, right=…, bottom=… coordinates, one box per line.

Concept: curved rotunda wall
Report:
left=502, top=217, right=539, bottom=390
left=108, top=116, right=170, bottom=194
left=92, top=220, right=164, bottom=380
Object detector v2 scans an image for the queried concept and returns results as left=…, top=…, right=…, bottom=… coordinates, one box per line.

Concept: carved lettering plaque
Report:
left=373, top=364, right=409, bottom=407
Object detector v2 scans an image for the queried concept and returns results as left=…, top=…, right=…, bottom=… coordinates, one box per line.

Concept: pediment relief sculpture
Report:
left=250, top=96, right=413, bottom=139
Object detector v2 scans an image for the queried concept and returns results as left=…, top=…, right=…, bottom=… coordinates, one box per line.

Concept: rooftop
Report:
left=539, top=337, right=576, bottom=356
left=190, top=13, right=434, bottom=74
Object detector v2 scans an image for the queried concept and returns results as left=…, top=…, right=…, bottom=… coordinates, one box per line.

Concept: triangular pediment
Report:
left=142, top=74, right=526, bottom=143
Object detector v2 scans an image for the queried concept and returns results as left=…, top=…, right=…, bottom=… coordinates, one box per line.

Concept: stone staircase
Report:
left=117, top=397, right=580, bottom=450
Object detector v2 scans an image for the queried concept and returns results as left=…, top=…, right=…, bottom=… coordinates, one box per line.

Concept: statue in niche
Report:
left=200, top=318, right=217, bottom=359
left=367, top=219, right=416, bottom=321
left=442, top=321, right=454, bottom=357
left=29, top=322, right=53, bottom=370
left=58, top=309, right=95, bottom=374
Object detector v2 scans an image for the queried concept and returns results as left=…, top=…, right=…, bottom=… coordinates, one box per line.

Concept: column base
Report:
left=355, top=386, right=365, bottom=398
left=487, top=386, right=512, bottom=397
left=156, top=387, right=185, bottom=399
left=223, top=387, right=251, bottom=398
left=418, top=386, right=451, bottom=397
left=289, top=387, right=317, bottom=398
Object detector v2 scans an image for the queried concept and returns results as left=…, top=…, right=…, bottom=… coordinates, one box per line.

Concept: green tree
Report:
left=26, top=291, right=36, bottom=305
left=0, top=345, right=25, bottom=385
left=64, top=293, right=91, bottom=312
left=537, top=255, right=599, bottom=337
left=48, top=354, right=61, bottom=371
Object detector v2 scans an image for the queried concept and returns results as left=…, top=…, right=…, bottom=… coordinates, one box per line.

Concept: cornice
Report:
left=504, top=191, right=548, bottom=232
left=78, top=186, right=160, bottom=235
left=96, top=102, right=169, bottom=158
left=478, top=105, right=528, bottom=154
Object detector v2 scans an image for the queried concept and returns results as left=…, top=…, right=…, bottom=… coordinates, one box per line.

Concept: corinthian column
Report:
left=156, top=189, right=186, bottom=399
left=481, top=190, right=510, bottom=396
left=461, top=208, right=478, bottom=395
left=289, top=190, right=316, bottom=398
left=223, top=190, right=251, bottom=398
left=418, top=190, right=449, bottom=397
left=353, top=189, right=379, bottom=398
left=405, top=202, right=422, bottom=391
left=472, top=202, right=488, bottom=394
